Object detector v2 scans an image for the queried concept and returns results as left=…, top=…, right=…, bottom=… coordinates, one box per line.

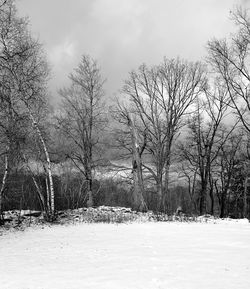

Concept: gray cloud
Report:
left=17, top=0, right=242, bottom=103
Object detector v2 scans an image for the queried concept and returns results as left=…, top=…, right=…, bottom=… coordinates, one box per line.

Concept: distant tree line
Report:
left=0, top=0, right=250, bottom=223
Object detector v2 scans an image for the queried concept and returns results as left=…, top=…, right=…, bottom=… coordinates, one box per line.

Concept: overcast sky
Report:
left=17, top=0, right=249, bottom=104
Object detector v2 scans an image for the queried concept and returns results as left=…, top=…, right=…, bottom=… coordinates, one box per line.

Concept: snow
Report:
left=1, top=222, right=250, bottom=289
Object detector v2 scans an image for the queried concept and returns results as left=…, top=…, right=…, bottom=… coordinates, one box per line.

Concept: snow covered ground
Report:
left=1, top=221, right=250, bottom=289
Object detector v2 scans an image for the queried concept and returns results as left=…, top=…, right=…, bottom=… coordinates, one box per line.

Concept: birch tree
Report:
left=0, top=0, right=55, bottom=221
left=0, top=0, right=27, bottom=221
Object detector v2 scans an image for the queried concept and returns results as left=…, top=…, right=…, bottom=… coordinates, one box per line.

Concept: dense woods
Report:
left=1, top=0, right=250, bottom=223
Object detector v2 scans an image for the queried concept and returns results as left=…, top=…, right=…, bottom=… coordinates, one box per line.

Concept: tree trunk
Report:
left=31, top=175, right=46, bottom=212
left=163, top=158, right=171, bottom=213
left=243, top=177, right=248, bottom=218
left=209, top=185, right=214, bottom=216
left=86, top=176, right=93, bottom=207
left=191, top=170, right=198, bottom=214
left=23, top=153, right=47, bottom=214
left=220, top=189, right=226, bottom=218
left=0, top=154, right=8, bottom=223
left=209, top=175, right=214, bottom=216
left=128, top=116, right=146, bottom=211
left=45, top=176, right=50, bottom=213
left=29, top=110, right=55, bottom=218
left=132, top=158, right=146, bottom=211
left=199, top=181, right=207, bottom=215
left=156, top=178, right=163, bottom=212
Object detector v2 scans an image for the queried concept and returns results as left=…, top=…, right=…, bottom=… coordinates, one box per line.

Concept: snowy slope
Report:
left=0, top=222, right=250, bottom=289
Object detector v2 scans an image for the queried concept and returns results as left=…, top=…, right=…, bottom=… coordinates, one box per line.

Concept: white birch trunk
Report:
left=31, top=174, right=46, bottom=212
left=28, top=110, right=55, bottom=216
left=23, top=153, right=46, bottom=213
left=45, top=176, right=50, bottom=213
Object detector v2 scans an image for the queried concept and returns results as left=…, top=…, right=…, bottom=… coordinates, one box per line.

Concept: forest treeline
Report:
left=1, top=0, right=250, bottom=223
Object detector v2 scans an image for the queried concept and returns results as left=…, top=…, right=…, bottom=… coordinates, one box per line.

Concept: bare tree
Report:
left=178, top=163, right=199, bottom=214
left=208, top=7, right=250, bottom=132
left=178, top=80, right=235, bottom=215
left=214, top=131, right=243, bottom=217
left=0, top=0, right=27, bottom=221
left=0, top=0, right=54, bottom=221
left=0, top=87, right=27, bottom=222
left=56, top=55, right=106, bottom=208
left=121, top=58, right=206, bottom=212
left=207, top=7, right=250, bottom=217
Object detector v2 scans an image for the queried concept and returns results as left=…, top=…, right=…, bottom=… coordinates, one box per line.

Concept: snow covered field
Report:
left=1, top=221, right=250, bottom=289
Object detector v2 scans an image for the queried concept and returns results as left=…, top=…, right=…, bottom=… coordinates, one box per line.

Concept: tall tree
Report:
left=214, top=131, right=243, bottom=217
left=0, top=0, right=54, bottom=221
left=121, top=58, right=206, bottom=212
left=207, top=7, right=250, bottom=217
left=56, top=55, right=106, bottom=207
left=178, top=80, right=235, bottom=215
